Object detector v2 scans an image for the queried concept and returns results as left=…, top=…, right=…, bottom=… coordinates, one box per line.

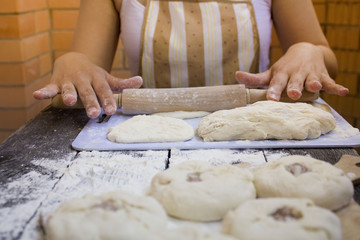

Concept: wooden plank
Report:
left=0, top=107, right=88, bottom=182
left=0, top=107, right=88, bottom=240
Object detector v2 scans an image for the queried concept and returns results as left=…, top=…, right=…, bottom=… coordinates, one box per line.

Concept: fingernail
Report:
left=87, top=107, right=100, bottom=118
left=128, top=76, right=143, bottom=87
left=267, top=89, right=279, bottom=101
left=268, top=93, right=279, bottom=101
left=105, top=105, right=116, bottom=115
left=288, top=89, right=302, bottom=100
left=63, top=94, right=77, bottom=105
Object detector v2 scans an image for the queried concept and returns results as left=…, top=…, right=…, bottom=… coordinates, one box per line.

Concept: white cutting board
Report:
left=72, top=99, right=360, bottom=151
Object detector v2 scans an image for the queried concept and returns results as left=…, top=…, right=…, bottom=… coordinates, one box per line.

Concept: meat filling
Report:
left=270, top=207, right=303, bottom=221
left=186, top=172, right=202, bottom=182
left=93, top=201, right=118, bottom=211
left=285, top=163, right=310, bottom=176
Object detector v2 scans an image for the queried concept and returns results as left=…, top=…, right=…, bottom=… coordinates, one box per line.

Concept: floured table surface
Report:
left=72, top=99, right=360, bottom=150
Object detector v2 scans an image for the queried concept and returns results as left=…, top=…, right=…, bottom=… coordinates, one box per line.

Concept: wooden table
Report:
left=0, top=106, right=359, bottom=240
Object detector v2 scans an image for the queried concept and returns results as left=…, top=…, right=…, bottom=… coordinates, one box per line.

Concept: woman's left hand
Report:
left=235, top=42, right=349, bottom=101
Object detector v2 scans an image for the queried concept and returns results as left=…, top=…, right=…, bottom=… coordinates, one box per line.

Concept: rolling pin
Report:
left=51, top=84, right=319, bottom=114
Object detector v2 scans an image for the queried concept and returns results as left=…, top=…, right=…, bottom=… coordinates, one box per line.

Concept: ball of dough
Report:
left=253, top=155, right=354, bottom=210
left=222, top=198, right=342, bottom=240
left=44, top=191, right=167, bottom=240
left=107, top=115, right=194, bottom=143
left=150, top=160, right=256, bottom=221
left=196, top=101, right=336, bottom=141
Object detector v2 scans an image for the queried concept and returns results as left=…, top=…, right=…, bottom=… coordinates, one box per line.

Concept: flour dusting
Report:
left=0, top=153, right=75, bottom=240
left=169, top=148, right=284, bottom=169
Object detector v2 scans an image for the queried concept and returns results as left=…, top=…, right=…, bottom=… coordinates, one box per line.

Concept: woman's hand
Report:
left=33, top=52, right=143, bottom=118
left=235, top=42, right=349, bottom=101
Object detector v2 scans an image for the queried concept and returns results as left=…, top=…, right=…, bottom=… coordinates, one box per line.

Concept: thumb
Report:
left=235, top=70, right=271, bottom=88
left=106, top=75, right=143, bottom=91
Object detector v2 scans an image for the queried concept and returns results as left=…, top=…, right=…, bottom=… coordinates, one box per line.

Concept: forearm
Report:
left=71, top=0, right=120, bottom=71
left=272, top=0, right=338, bottom=79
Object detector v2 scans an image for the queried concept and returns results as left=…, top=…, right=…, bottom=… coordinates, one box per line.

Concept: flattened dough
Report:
left=107, top=115, right=194, bottom=143
left=152, top=111, right=210, bottom=119
left=150, top=160, right=256, bottom=221
left=196, top=101, right=336, bottom=141
left=222, top=198, right=342, bottom=240
left=44, top=191, right=167, bottom=240
left=254, top=155, right=354, bottom=210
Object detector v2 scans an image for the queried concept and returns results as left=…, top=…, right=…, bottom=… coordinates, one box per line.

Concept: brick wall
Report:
left=0, top=0, right=52, bottom=142
left=0, top=0, right=359, bottom=143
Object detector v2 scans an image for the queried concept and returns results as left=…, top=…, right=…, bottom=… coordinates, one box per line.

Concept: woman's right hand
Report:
left=33, top=52, right=143, bottom=118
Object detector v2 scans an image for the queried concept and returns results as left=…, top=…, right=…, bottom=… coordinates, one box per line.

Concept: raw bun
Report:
left=107, top=115, right=194, bottom=143
left=196, top=101, right=336, bottom=141
left=161, top=226, right=237, bottom=240
left=150, top=160, right=256, bottom=221
left=44, top=191, right=167, bottom=240
left=222, top=198, right=342, bottom=240
left=253, top=155, right=354, bottom=210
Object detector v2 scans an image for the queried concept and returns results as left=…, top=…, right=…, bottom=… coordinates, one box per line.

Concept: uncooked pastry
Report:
left=196, top=101, right=336, bottom=141
left=44, top=191, right=167, bottom=240
left=107, top=115, right=194, bottom=143
left=161, top=226, right=237, bottom=240
left=152, top=111, right=210, bottom=119
left=150, top=160, right=256, bottom=221
left=253, top=155, right=354, bottom=210
left=222, top=198, right=342, bottom=240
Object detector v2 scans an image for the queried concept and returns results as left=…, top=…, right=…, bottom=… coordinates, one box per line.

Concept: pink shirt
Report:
left=120, top=0, right=272, bottom=76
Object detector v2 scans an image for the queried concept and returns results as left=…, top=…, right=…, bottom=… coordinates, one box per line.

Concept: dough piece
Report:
left=161, top=226, right=237, bottom=240
left=150, top=160, right=256, bottom=221
left=254, top=155, right=354, bottom=210
left=222, top=198, right=342, bottom=240
left=152, top=111, right=210, bottom=119
left=107, top=115, right=194, bottom=143
left=44, top=191, right=167, bottom=240
left=196, top=101, right=336, bottom=141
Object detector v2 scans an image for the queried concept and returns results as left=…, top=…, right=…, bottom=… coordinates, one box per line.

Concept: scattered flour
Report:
left=333, top=125, right=360, bottom=138
left=2, top=148, right=291, bottom=239
left=0, top=153, right=75, bottom=240
left=2, top=150, right=168, bottom=240
left=170, top=148, right=272, bottom=169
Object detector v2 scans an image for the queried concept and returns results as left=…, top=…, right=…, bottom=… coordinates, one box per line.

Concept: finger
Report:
left=321, top=75, right=349, bottom=96
left=61, top=82, right=77, bottom=106
left=107, top=75, right=143, bottom=92
left=33, top=83, right=59, bottom=100
left=286, top=73, right=306, bottom=100
left=92, top=76, right=117, bottom=115
left=304, top=73, right=322, bottom=93
left=267, top=72, right=289, bottom=101
left=235, top=70, right=271, bottom=88
left=74, top=79, right=101, bottom=119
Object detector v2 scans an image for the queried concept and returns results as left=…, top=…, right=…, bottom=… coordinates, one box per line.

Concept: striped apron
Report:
left=139, top=0, right=260, bottom=88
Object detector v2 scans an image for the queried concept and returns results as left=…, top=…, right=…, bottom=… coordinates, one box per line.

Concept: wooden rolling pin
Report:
left=51, top=85, right=319, bottom=114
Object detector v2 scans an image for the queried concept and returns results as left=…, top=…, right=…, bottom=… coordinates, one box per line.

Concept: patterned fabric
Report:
left=139, top=0, right=259, bottom=88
